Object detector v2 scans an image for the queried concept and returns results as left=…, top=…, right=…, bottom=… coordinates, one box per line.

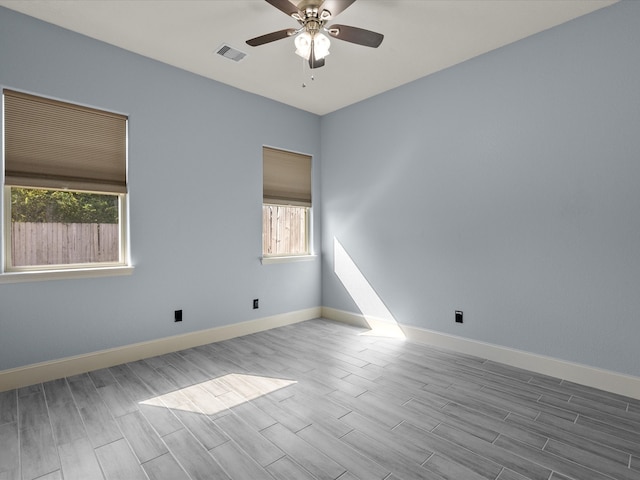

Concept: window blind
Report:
left=263, top=146, right=311, bottom=207
left=3, top=89, right=127, bottom=194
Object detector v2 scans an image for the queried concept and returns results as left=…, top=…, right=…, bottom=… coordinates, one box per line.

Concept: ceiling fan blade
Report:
left=308, top=37, right=327, bottom=69
left=309, top=54, right=325, bottom=69
left=246, top=29, right=297, bottom=47
left=327, top=24, right=384, bottom=48
left=322, top=0, right=357, bottom=17
left=264, top=0, right=299, bottom=17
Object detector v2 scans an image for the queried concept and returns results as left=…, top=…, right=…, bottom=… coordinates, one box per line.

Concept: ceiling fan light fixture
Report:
left=295, top=31, right=331, bottom=60
left=294, top=31, right=312, bottom=58
left=313, top=32, right=331, bottom=59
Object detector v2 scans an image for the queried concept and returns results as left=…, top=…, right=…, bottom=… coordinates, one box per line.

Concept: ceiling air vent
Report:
left=216, top=44, right=247, bottom=63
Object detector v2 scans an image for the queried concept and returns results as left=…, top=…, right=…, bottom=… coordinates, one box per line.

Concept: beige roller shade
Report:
left=3, top=89, right=127, bottom=193
left=263, top=146, right=311, bottom=207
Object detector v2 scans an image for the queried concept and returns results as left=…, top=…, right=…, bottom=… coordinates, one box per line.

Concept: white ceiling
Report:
left=0, top=0, right=617, bottom=115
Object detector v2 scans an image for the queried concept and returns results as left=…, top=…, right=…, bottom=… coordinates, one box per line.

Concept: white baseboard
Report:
left=6, top=305, right=638, bottom=401
left=0, top=307, right=321, bottom=392
left=321, top=307, right=640, bottom=401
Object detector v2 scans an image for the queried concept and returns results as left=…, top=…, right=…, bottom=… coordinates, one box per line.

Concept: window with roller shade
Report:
left=3, top=89, right=129, bottom=272
left=262, top=146, right=311, bottom=257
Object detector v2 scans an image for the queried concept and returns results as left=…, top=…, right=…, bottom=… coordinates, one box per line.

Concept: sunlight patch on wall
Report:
left=139, top=373, right=297, bottom=415
left=334, top=237, right=405, bottom=339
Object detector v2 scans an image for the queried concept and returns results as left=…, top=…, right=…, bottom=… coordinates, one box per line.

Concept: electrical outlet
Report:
left=174, top=310, right=183, bottom=322
left=455, top=310, right=463, bottom=323
left=253, top=299, right=259, bottom=309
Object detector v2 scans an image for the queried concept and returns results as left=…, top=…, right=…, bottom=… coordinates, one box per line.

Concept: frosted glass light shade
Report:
left=313, top=33, right=331, bottom=59
left=295, top=32, right=330, bottom=60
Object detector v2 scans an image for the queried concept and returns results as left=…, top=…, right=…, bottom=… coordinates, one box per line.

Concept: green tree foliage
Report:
left=11, top=188, right=118, bottom=223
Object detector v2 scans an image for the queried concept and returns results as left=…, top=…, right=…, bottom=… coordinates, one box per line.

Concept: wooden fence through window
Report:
left=262, top=205, right=308, bottom=256
left=12, top=210, right=305, bottom=266
left=11, top=222, right=119, bottom=266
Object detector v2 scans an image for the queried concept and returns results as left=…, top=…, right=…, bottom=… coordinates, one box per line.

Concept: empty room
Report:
left=0, top=1, right=639, bottom=479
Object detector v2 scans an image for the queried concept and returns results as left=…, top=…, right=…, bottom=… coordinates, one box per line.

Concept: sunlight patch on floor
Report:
left=139, top=373, right=297, bottom=415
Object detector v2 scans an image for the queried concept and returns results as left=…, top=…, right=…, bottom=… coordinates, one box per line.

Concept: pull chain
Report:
left=301, top=57, right=315, bottom=88
left=301, top=56, right=307, bottom=87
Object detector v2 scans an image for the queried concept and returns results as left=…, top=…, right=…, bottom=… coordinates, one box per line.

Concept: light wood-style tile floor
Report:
left=1, top=319, right=639, bottom=480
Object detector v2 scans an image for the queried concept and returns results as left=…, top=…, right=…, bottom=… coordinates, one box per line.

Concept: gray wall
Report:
left=0, top=7, right=322, bottom=370
left=321, top=1, right=640, bottom=376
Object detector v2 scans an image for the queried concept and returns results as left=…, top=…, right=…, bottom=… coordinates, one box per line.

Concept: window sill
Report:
left=261, top=255, right=317, bottom=265
left=0, top=265, right=134, bottom=284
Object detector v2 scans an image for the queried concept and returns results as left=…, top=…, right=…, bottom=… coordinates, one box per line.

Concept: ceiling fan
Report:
left=246, top=0, right=384, bottom=69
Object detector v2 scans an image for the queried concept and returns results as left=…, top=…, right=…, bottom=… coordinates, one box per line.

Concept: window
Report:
left=262, top=204, right=309, bottom=256
left=2, top=89, right=129, bottom=275
left=262, top=146, right=311, bottom=258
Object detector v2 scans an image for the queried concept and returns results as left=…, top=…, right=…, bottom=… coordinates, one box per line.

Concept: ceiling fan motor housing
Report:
left=293, top=0, right=331, bottom=33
